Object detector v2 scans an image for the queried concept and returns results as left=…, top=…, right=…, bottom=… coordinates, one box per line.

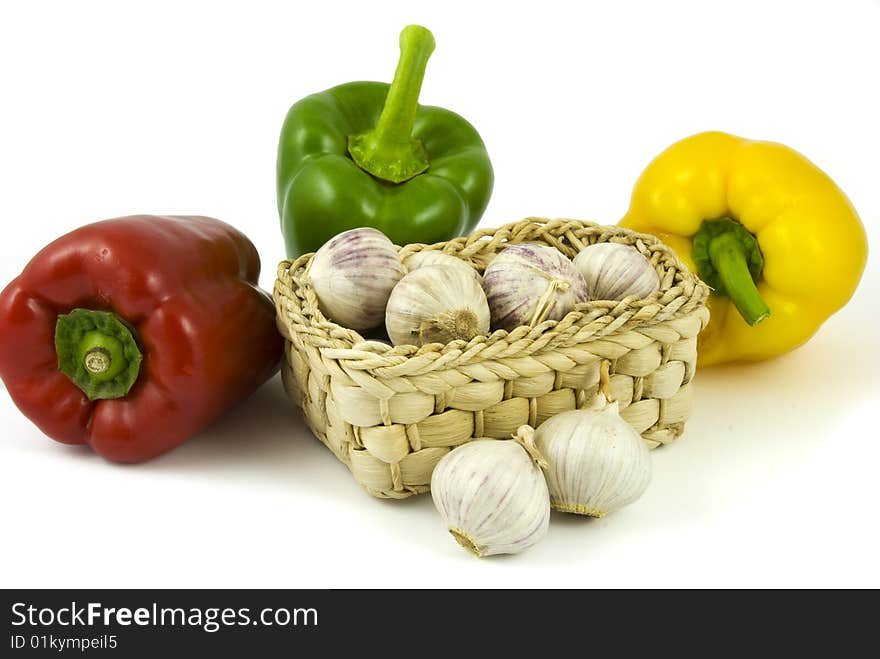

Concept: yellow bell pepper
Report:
left=620, top=131, right=867, bottom=366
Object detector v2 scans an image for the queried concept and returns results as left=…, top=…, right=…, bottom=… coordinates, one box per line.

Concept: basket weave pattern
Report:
left=274, top=218, right=710, bottom=499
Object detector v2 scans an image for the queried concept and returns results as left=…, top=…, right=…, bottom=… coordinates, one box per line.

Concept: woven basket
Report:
left=274, top=218, right=710, bottom=499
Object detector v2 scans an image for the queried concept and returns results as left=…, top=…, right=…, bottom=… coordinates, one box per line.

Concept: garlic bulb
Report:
left=482, top=244, right=589, bottom=331
left=573, top=243, right=660, bottom=301
left=385, top=265, right=490, bottom=346
left=431, top=434, right=550, bottom=557
left=402, top=250, right=481, bottom=283
left=531, top=394, right=652, bottom=517
left=308, top=227, right=406, bottom=330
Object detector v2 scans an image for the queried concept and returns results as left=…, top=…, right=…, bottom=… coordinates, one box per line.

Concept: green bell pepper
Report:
left=276, top=25, right=494, bottom=257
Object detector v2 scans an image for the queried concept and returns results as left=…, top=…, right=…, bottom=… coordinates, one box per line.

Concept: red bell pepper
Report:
left=0, top=215, right=282, bottom=462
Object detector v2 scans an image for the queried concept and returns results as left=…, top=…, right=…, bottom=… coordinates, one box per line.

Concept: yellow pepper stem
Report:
left=709, top=232, right=770, bottom=325
left=693, top=218, right=770, bottom=326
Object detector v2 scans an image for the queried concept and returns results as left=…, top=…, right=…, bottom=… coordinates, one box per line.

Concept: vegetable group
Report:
left=0, top=215, right=282, bottom=462
left=0, top=24, right=870, bottom=562
left=277, top=25, right=494, bottom=257
left=305, top=226, right=663, bottom=350
left=431, top=374, right=654, bottom=557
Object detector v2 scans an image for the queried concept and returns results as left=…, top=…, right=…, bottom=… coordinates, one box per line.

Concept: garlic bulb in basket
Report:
left=308, top=228, right=405, bottom=330
left=573, top=242, right=660, bottom=301
left=431, top=433, right=550, bottom=557
left=482, top=244, right=589, bottom=331
left=385, top=265, right=490, bottom=346
left=402, top=250, right=481, bottom=282
left=531, top=393, right=652, bottom=517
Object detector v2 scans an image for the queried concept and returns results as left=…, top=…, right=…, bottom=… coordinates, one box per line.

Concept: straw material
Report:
left=274, top=218, right=710, bottom=499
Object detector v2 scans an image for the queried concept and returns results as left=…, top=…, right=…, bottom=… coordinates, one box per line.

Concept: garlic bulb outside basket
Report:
left=385, top=265, right=490, bottom=346
left=531, top=394, right=652, bottom=517
left=308, top=227, right=406, bottom=330
left=573, top=242, right=660, bottom=301
left=402, top=250, right=481, bottom=283
left=431, top=434, right=551, bottom=557
left=482, top=244, right=589, bottom=331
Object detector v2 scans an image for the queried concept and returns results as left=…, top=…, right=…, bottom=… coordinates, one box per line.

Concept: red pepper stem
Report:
left=83, top=347, right=112, bottom=374
left=55, top=309, right=143, bottom=400
left=708, top=232, right=771, bottom=326
left=347, top=25, right=435, bottom=184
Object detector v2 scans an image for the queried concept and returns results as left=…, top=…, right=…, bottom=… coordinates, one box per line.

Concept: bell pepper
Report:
left=620, top=131, right=868, bottom=366
left=0, top=215, right=283, bottom=462
left=276, top=24, right=494, bottom=257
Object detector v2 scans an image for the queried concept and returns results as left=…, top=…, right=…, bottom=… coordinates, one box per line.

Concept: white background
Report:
left=1, top=0, right=878, bottom=588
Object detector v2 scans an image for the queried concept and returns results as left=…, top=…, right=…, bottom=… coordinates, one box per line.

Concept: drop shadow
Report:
left=641, top=316, right=880, bottom=525
left=548, top=509, right=602, bottom=527
left=131, top=374, right=363, bottom=496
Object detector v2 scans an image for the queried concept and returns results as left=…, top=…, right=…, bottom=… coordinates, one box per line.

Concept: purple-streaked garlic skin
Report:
left=573, top=243, right=660, bottom=301
left=533, top=394, right=652, bottom=517
left=431, top=437, right=550, bottom=557
left=482, top=244, right=590, bottom=331
left=308, top=227, right=406, bottom=330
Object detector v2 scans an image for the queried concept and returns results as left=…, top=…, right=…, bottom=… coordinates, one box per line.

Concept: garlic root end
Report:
left=449, top=528, right=486, bottom=557
left=551, top=501, right=608, bottom=517
left=419, top=309, right=479, bottom=344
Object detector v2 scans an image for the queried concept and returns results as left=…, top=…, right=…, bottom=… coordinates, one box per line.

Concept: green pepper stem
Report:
left=55, top=309, right=143, bottom=400
left=348, top=25, right=435, bottom=183
left=374, top=25, right=434, bottom=146
left=707, top=232, right=771, bottom=326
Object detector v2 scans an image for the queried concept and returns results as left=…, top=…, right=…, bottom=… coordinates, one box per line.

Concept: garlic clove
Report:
left=482, top=244, right=589, bottom=331
left=572, top=242, right=660, bottom=301
left=402, top=250, right=481, bottom=283
left=532, top=395, right=652, bottom=517
left=385, top=265, right=490, bottom=347
left=308, top=227, right=406, bottom=330
left=431, top=435, right=550, bottom=557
